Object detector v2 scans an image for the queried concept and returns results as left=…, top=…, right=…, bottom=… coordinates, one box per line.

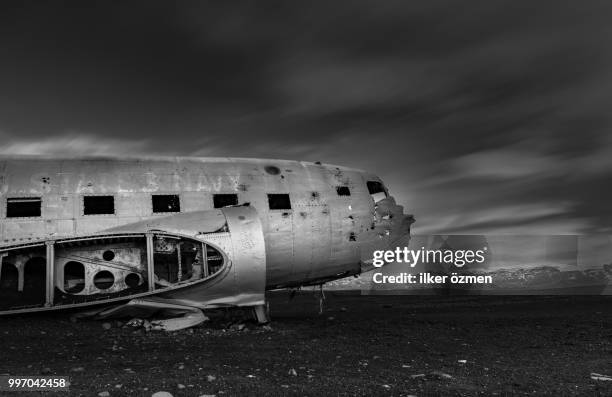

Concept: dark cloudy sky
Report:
left=1, top=1, right=611, bottom=234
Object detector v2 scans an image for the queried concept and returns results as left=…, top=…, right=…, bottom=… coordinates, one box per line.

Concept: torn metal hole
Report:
left=264, top=165, right=280, bottom=175
left=102, top=250, right=115, bottom=261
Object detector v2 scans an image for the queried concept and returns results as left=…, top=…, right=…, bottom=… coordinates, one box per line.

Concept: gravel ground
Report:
left=0, top=292, right=611, bottom=396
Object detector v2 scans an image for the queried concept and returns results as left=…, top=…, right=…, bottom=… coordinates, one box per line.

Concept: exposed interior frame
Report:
left=0, top=231, right=230, bottom=315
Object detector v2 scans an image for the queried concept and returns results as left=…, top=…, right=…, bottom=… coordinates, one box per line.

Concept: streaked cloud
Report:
left=0, top=1, right=611, bottom=233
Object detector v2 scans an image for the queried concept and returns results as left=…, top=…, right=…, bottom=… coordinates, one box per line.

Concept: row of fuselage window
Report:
left=3, top=187, right=355, bottom=219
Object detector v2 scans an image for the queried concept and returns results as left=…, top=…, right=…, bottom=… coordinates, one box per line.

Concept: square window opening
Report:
left=84, top=196, right=115, bottom=215
left=6, top=197, right=42, bottom=218
left=152, top=194, right=181, bottom=213
left=213, top=194, right=238, bottom=208
left=336, top=186, right=351, bottom=196
left=367, top=181, right=386, bottom=195
left=267, top=194, right=292, bottom=210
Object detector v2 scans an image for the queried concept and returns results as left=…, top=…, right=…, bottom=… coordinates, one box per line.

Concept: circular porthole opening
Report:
left=93, top=270, right=115, bottom=290
left=125, top=273, right=141, bottom=288
left=264, top=165, right=280, bottom=175
left=102, top=250, right=115, bottom=261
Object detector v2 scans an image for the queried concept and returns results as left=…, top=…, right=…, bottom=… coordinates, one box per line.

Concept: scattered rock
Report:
left=246, top=375, right=255, bottom=378
left=177, top=384, right=186, bottom=389
left=340, top=307, right=347, bottom=312
left=288, top=368, right=297, bottom=376
left=382, top=384, right=391, bottom=389
left=281, top=384, right=289, bottom=388
left=262, top=325, right=273, bottom=331
left=458, top=360, right=467, bottom=364
left=152, top=392, right=173, bottom=397
left=327, top=316, right=335, bottom=321
left=206, top=375, right=216, bottom=382
left=115, top=384, right=122, bottom=389
left=98, top=392, right=110, bottom=397
left=102, top=322, right=112, bottom=330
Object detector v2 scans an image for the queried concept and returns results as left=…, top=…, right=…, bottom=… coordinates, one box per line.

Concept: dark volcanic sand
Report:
left=1, top=293, right=611, bottom=396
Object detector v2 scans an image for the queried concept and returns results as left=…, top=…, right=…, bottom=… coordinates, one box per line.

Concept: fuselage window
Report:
left=6, top=197, right=42, bottom=218
left=83, top=196, right=115, bottom=215
left=267, top=194, right=292, bottom=210
left=213, top=194, right=238, bottom=208
left=336, top=186, right=351, bottom=196
left=152, top=194, right=181, bottom=213
left=367, top=181, right=388, bottom=202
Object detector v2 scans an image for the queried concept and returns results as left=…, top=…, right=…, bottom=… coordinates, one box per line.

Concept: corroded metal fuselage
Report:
left=0, top=156, right=413, bottom=291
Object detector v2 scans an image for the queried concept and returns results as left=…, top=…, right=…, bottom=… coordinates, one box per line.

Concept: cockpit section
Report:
left=367, top=180, right=388, bottom=203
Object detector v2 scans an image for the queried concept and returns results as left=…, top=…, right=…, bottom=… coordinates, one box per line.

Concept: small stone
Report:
left=178, top=364, right=185, bottom=370
left=98, top=392, right=110, bottom=397
left=281, top=384, right=289, bottom=388
left=41, top=367, right=52, bottom=374
left=458, top=360, right=467, bottom=364
left=177, top=384, right=186, bottom=389
left=327, top=316, right=335, bottom=321
left=152, top=392, right=173, bottom=397
left=71, top=367, right=85, bottom=372
left=206, top=375, right=216, bottom=382
left=288, top=368, right=297, bottom=376
left=115, top=384, right=122, bottom=389
left=102, top=322, right=112, bottom=330
left=382, top=384, right=391, bottom=389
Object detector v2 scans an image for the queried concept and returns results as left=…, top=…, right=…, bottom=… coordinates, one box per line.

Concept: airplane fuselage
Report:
left=0, top=156, right=413, bottom=290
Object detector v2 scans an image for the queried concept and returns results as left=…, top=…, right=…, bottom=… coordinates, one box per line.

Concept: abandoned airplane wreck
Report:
left=0, top=156, right=414, bottom=323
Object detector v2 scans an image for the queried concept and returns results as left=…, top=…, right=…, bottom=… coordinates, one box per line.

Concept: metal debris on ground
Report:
left=429, top=371, right=453, bottom=380
left=591, top=373, right=612, bottom=381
